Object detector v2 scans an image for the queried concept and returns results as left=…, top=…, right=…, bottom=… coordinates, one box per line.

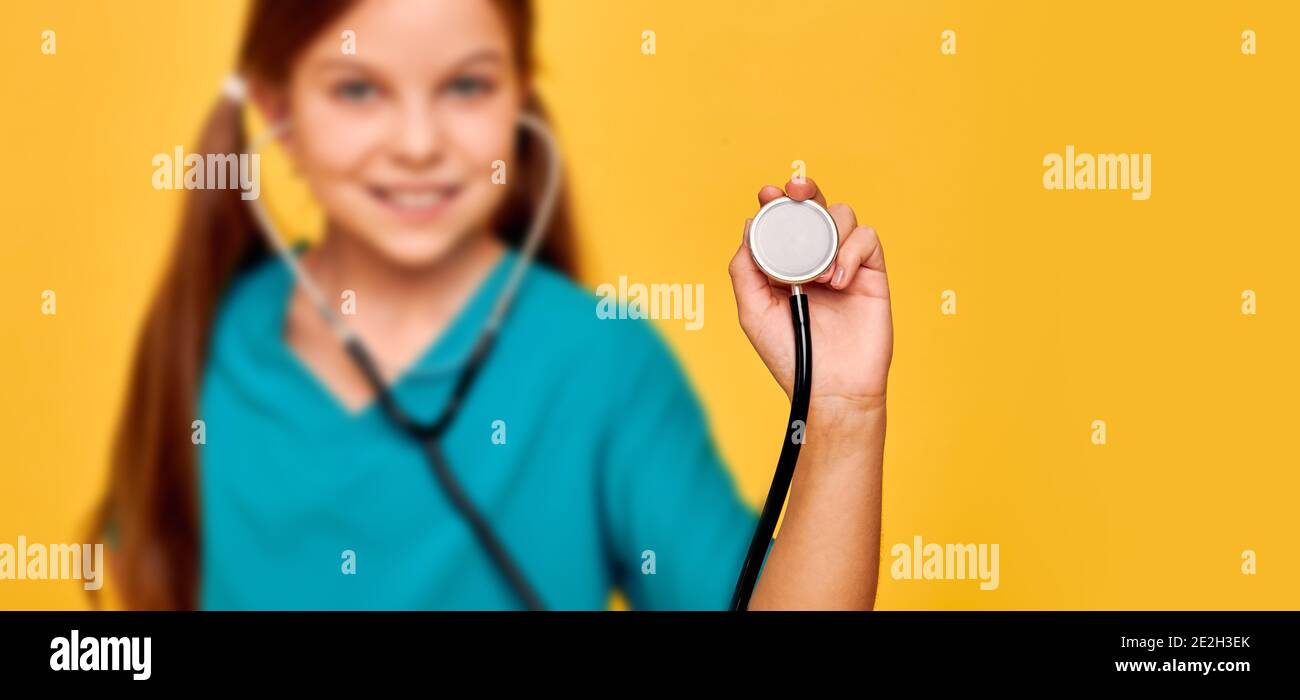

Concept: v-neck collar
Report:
left=242, top=246, right=518, bottom=424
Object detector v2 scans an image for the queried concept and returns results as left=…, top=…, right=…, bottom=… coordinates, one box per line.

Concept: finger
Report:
left=785, top=177, right=827, bottom=208
left=828, top=224, right=886, bottom=290
left=757, top=184, right=784, bottom=206
left=816, top=202, right=858, bottom=283
left=729, top=217, right=775, bottom=309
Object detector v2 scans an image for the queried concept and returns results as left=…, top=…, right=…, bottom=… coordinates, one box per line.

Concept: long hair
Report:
left=91, top=0, right=576, bottom=609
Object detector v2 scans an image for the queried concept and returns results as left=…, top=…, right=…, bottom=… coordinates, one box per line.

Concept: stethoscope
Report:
left=232, top=75, right=555, bottom=610
left=228, top=75, right=838, bottom=611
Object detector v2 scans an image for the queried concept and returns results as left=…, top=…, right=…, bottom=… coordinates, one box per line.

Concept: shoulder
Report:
left=510, top=260, right=680, bottom=374
left=209, top=253, right=290, bottom=350
left=221, top=254, right=289, bottom=313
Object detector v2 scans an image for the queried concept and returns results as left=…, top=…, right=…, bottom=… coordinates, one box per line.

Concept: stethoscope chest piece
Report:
left=747, top=196, right=839, bottom=285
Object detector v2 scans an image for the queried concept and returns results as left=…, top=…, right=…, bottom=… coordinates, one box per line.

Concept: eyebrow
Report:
left=310, top=49, right=505, bottom=77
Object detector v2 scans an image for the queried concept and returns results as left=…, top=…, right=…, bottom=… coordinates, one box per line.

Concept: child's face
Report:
left=276, top=0, right=522, bottom=266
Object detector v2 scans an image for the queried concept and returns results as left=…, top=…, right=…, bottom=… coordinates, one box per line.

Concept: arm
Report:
left=729, top=178, right=893, bottom=610
left=749, top=397, right=884, bottom=610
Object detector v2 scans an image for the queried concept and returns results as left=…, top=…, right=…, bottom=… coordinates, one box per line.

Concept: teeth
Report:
left=381, top=189, right=447, bottom=208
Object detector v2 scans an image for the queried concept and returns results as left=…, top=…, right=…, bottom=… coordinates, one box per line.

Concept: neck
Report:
left=303, top=227, right=507, bottom=334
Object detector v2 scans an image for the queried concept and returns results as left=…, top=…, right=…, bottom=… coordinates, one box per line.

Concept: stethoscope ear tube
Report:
left=729, top=290, right=813, bottom=610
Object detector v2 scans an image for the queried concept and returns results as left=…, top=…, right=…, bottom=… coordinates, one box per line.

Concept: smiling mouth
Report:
left=369, top=184, right=463, bottom=219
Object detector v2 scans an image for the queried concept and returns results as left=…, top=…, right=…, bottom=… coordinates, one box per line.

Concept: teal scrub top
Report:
left=198, top=249, right=762, bottom=610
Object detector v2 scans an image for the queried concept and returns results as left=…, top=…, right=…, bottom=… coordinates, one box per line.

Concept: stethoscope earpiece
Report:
left=747, top=197, right=839, bottom=285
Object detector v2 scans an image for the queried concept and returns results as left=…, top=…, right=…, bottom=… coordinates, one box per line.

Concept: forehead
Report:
left=298, top=0, right=514, bottom=76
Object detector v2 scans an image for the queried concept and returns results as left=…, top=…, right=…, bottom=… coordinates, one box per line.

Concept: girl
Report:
left=96, top=0, right=892, bottom=610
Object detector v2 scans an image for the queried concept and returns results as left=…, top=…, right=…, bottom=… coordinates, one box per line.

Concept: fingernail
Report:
left=832, top=266, right=845, bottom=287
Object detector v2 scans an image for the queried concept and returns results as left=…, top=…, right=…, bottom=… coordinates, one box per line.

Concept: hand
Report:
left=728, top=178, right=893, bottom=410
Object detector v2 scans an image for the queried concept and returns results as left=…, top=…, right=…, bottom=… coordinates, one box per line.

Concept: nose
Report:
left=389, top=98, right=443, bottom=167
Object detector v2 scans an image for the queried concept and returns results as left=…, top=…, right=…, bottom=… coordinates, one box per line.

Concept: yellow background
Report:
left=2, top=0, right=1296, bottom=609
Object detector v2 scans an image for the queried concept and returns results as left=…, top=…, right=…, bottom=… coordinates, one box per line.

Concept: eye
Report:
left=446, top=76, right=494, bottom=98
left=334, top=78, right=379, bottom=103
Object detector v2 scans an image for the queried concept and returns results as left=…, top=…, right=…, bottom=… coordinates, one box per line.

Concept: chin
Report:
left=367, top=226, right=470, bottom=269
